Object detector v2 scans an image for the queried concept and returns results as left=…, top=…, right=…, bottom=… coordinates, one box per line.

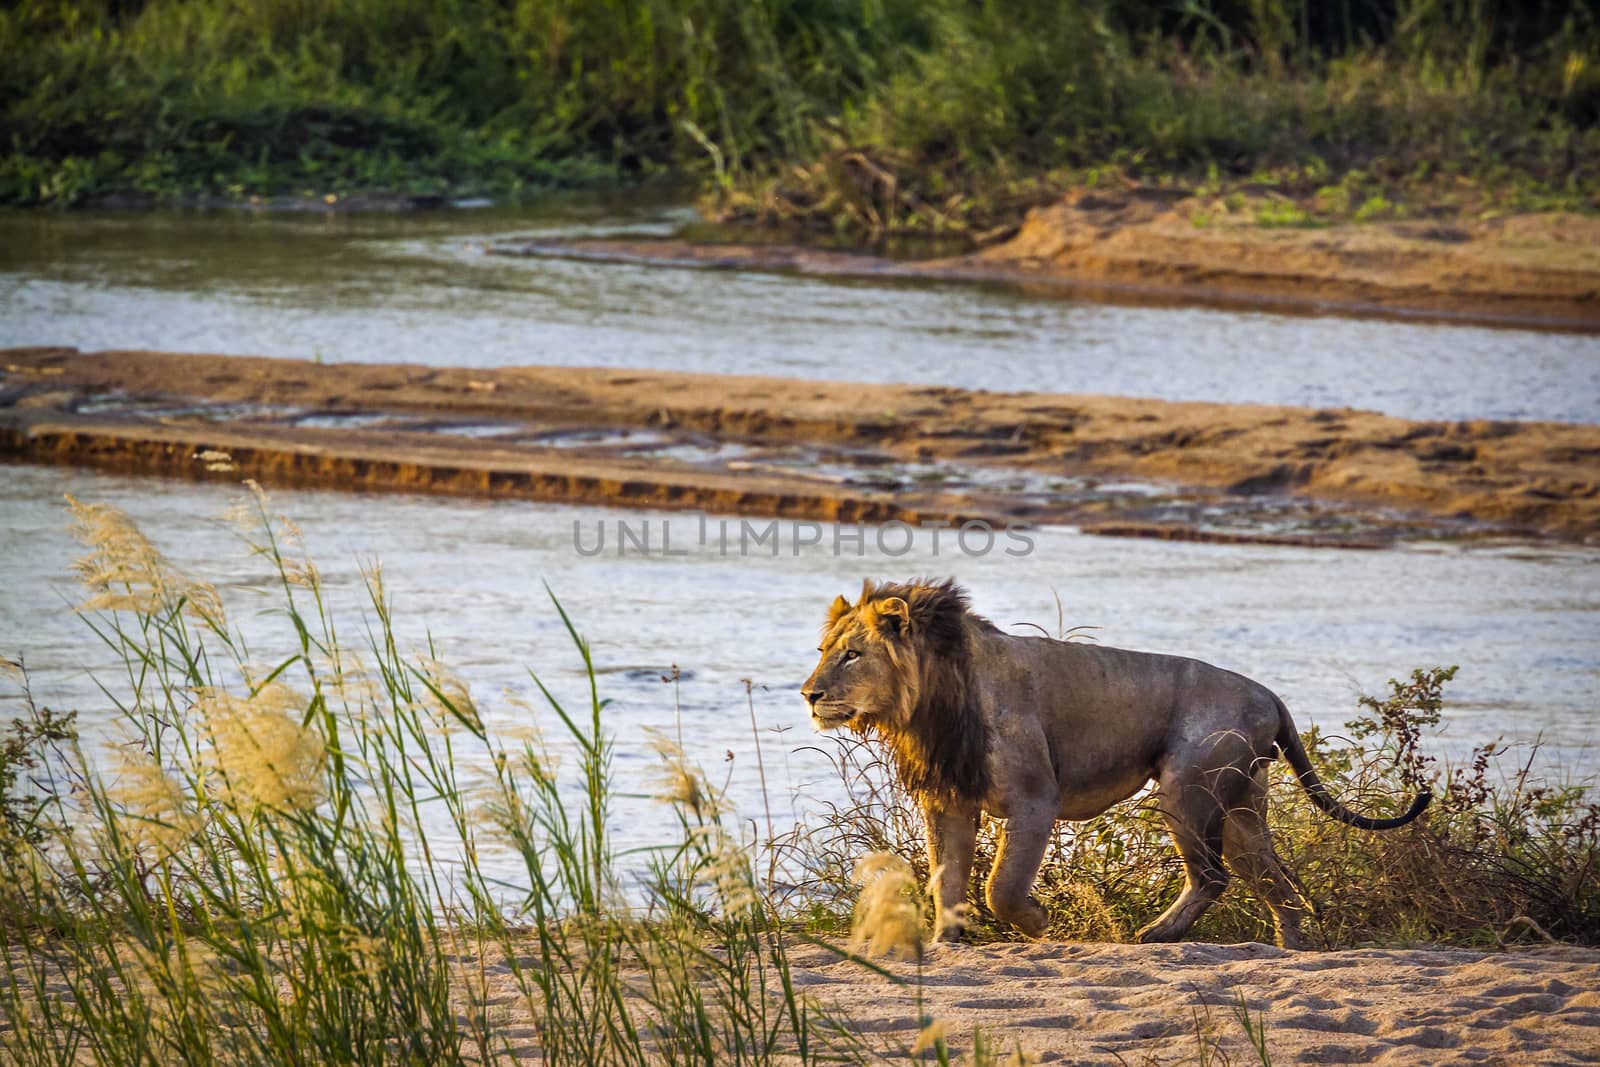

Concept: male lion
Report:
left=801, top=579, right=1430, bottom=949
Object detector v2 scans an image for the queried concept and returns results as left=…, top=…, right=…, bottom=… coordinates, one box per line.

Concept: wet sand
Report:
left=3, top=346, right=1597, bottom=545
left=502, top=193, right=1600, bottom=332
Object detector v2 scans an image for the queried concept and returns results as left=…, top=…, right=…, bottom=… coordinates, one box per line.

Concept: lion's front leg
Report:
left=984, top=803, right=1054, bottom=939
left=922, top=799, right=979, bottom=942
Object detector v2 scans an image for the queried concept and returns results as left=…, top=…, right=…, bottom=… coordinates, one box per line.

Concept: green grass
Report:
left=2, top=0, right=1596, bottom=225
left=0, top=490, right=880, bottom=1065
left=0, top=0, right=910, bottom=206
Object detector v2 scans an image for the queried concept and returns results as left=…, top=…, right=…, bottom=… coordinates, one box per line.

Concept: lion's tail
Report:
left=1273, top=697, right=1431, bottom=831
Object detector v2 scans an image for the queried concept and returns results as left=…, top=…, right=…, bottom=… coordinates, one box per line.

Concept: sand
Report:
left=772, top=939, right=1600, bottom=1064
left=968, top=191, right=1600, bottom=333
left=3, top=347, right=1598, bottom=545
left=506, top=192, right=1600, bottom=332
left=453, top=938, right=1600, bottom=1064
left=18, top=936, right=1598, bottom=1062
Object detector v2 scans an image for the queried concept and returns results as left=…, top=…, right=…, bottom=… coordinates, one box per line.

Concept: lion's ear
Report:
left=826, top=594, right=852, bottom=625
left=873, top=596, right=911, bottom=638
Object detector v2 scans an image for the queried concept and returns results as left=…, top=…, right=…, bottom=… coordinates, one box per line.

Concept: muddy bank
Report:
left=494, top=195, right=1600, bottom=331
left=3, top=347, right=1597, bottom=545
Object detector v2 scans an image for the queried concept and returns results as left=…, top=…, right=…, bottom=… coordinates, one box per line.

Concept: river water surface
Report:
left=3, top=204, right=1597, bottom=422
left=1, top=204, right=1597, bottom=874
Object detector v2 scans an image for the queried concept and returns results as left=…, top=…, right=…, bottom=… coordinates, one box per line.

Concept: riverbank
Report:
left=4, top=347, right=1597, bottom=546
left=499, top=193, right=1600, bottom=332
left=14, top=935, right=1600, bottom=1063
left=556, top=939, right=1600, bottom=1063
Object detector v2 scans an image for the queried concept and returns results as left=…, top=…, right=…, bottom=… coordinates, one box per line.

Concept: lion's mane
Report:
left=854, top=578, right=995, bottom=803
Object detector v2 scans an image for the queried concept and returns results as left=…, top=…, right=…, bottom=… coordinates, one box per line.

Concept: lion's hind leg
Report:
left=1136, top=760, right=1240, bottom=944
left=1222, top=768, right=1306, bottom=950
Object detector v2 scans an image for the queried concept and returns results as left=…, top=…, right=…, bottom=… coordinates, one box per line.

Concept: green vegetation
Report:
left=0, top=492, right=880, bottom=1065
left=3, top=0, right=1596, bottom=231
left=1, top=494, right=1597, bottom=1063
left=0, top=0, right=906, bottom=206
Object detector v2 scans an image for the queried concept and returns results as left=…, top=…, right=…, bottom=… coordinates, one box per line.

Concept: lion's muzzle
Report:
left=805, top=695, right=858, bottom=729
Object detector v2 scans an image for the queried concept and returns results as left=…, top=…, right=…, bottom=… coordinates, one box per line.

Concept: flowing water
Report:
left=2, top=203, right=1597, bottom=422
left=1, top=203, right=1597, bottom=876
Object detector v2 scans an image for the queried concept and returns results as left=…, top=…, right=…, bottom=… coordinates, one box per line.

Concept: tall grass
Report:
left=3, top=0, right=1595, bottom=215
left=0, top=487, right=873, bottom=1065
left=0, top=0, right=916, bottom=205
left=741, top=0, right=1600, bottom=237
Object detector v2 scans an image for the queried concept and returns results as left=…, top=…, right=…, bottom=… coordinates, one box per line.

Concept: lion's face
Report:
left=800, top=592, right=913, bottom=730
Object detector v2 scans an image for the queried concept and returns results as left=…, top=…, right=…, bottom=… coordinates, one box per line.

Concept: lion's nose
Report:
left=803, top=689, right=824, bottom=706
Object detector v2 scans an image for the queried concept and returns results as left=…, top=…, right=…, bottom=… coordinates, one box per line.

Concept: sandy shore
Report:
left=970, top=191, right=1600, bottom=333
left=18, top=936, right=1597, bottom=1062
left=4, top=347, right=1598, bottom=546
left=774, top=940, right=1600, bottom=1064
left=454, top=939, right=1600, bottom=1063
left=500, top=195, right=1600, bottom=332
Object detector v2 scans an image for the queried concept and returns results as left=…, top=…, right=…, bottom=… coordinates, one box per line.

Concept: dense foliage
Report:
left=3, top=0, right=1597, bottom=221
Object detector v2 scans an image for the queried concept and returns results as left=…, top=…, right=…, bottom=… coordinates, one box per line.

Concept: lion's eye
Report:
left=842, top=649, right=860, bottom=663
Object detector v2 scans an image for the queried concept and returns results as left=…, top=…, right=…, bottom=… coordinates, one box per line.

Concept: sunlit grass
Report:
left=0, top=486, right=872, bottom=1065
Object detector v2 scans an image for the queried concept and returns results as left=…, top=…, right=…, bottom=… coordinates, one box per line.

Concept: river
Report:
left=2, top=203, right=1597, bottom=423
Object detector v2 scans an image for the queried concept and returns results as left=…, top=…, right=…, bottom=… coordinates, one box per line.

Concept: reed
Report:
left=0, top=486, right=873, bottom=1065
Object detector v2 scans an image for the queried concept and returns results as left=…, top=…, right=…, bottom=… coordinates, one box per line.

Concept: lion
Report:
left=800, top=579, right=1430, bottom=949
